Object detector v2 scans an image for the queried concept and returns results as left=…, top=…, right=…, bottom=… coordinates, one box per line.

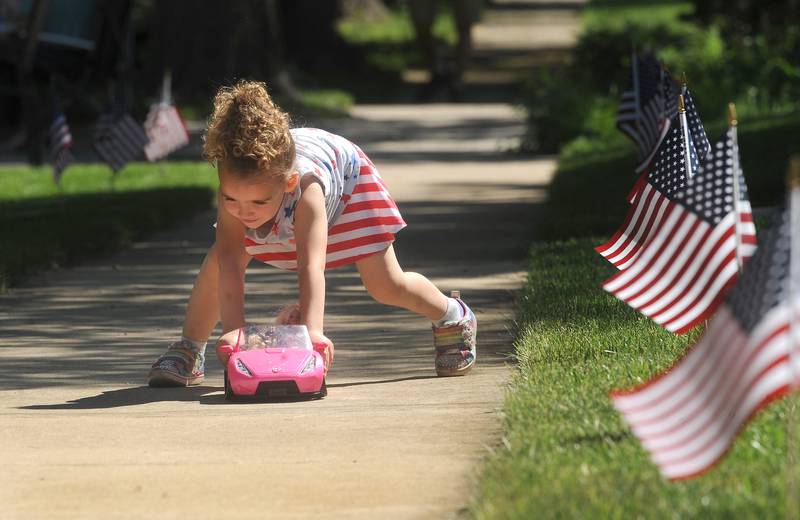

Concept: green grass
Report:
left=335, top=5, right=457, bottom=75
left=582, top=1, right=694, bottom=31
left=470, top=109, right=800, bottom=517
left=0, top=161, right=218, bottom=200
left=0, top=162, right=217, bottom=291
left=336, top=6, right=457, bottom=46
left=297, top=88, right=355, bottom=117
left=470, top=239, right=791, bottom=519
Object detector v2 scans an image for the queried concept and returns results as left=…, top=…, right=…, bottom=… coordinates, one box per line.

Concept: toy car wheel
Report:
left=316, top=379, right=328, bottom=399
left=224, top=370, right=236, bottom=401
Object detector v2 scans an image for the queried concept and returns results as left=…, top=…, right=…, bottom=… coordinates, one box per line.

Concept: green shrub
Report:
left=521, top=69, right=597, bottom=153
left=0, top=188, right=214, bottom=292
left=522, top=1, right=800, bottom=154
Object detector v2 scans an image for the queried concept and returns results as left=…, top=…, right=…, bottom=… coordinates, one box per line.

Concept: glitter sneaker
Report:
left=148, top=339, right=205, bottom=387
left=432, top=292, right=477, bottom=376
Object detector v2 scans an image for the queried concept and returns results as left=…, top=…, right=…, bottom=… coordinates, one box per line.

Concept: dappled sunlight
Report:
left=0, top=188, right=535, bottom=391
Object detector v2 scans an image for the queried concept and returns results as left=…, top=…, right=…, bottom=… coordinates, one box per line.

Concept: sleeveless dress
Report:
left=243, top=128, right=406, bottom=270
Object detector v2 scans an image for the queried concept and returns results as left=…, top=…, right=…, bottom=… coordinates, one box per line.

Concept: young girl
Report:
left=147, top=80, right=476, bottom=387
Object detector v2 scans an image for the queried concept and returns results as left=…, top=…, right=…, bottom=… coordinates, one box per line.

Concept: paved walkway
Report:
left=0, top=3, right=582, bottom=519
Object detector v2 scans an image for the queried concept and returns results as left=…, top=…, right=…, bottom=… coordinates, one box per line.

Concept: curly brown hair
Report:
left=203, top=80, right=295, bottom=180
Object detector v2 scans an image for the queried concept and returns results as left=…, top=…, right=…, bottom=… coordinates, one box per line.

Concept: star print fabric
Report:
left=244, top=128, right=406, bottom=270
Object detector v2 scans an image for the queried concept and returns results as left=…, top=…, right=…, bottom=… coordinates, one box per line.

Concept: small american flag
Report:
left=616, top=52, right=672, bottom=175
left=598, top=88, right=711, bottom=268
left=601, top=127, right=758, bottom=333
left=611, top=208, right=792, bottom=480
left=49, top=111, right=74, bottom=184
left=627, top=84, right=707, bottom=203
left=93, top=112, right=148, bottom=172
left=143, top=103, right=189, bottom=161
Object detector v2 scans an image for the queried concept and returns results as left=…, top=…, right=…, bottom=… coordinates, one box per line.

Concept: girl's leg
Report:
left=355, top=244, right=448, bottom=321
left=149, top=243, right=250, bottom=387
left=357, top=244, right=477, bottom=377
left=182, top=242, right=251, bottom=342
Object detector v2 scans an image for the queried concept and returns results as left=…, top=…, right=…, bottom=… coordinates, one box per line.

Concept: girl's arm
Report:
left=215, top=191, right=249, bottom=333
left=294, top=177, right=329, bottom=343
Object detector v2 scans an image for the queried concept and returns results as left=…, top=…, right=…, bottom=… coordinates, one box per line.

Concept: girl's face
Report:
left=219, top=169, right=298, bottom=229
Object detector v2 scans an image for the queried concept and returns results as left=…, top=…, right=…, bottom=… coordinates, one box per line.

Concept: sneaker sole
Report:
left=148, top=369, right=204, bottom=387
left=436, top=358, right=476, bottom=377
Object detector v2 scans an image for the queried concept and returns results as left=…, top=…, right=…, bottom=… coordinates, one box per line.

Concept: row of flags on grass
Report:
left=613, top=204, right=796, bottom=479
left=47, top=74, right=189, bottom=184
left=601, top=50, right=797, bottom=480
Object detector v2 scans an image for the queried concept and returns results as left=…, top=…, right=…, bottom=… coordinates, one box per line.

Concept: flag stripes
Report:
left=738, top=201, right=758, bottom=258
left=633, top=117, right=671, bottom=175
left=600, top=123, right=757, bottom=333
left=626, top=171, right=648, bottom=204
left=93, top=113, right=148, bottom=172
left=611, top=209, right=787, bottom=480
left=49, top=112, right=74, bottom=183
left=613, top=304, right=793, bottom=479
left=144, top=104, right=189, bottom=161
left=597, top=121, right=689, bottom=270
left=603, top=211, right=739, bottom=333
left=616, top=52, right=674, bottom=175
left=595, top=184, right=674, bottom=269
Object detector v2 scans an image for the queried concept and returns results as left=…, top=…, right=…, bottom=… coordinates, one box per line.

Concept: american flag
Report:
left=601, top=127, right=758, bottom=334
left=627, top=85, right=708, bottom=203
left=616, top=52, right=672, bottom=175
left=49, top=111, right=74, bottom=184
left=93, top=112, right=149, bottom=172
left=143, top=103, right=189, bottom=161
left=598, top=89, right=711, bottom=268
left=611, top=208, right=793, bottom=480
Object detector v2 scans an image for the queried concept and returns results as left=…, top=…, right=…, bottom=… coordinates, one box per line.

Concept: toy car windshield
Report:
left=235, top=324, right=313, bottom=352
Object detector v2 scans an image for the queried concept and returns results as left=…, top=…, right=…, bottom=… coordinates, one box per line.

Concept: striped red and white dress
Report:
left=244, top=128, right=406, bottom=270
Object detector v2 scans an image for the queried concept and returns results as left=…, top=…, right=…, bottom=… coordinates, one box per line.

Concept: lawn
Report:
left=469, top=238, right=790, bottom=519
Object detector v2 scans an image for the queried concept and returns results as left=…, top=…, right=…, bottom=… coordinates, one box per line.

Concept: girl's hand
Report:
left=215, top=328, right=242, bottom=366
left=309, top=331, right=335, bottom=373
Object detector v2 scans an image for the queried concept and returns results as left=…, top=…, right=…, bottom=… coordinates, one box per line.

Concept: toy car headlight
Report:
left=299, top=355, right=316, bottom=375
left=235, top=358, right=253, bottom=377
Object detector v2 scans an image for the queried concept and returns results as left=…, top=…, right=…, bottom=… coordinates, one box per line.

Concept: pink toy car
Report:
left=217, top=325, right=328, bottom=401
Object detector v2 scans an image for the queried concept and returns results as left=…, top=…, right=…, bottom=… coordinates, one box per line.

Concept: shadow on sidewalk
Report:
left=327, top=375, right=439, bottom=388
left=0, top=189, right=538, bottom=391
left=17, top=374, right=444, bottom=410
left=18, top=385, right=223, bottom=409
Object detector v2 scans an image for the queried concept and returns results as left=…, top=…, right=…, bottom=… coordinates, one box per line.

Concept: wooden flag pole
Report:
left=678, top=94, right=693, bottom=181
left=729, top=103, right=743, bottom=272
left=788, top=155, right=800, bottom=520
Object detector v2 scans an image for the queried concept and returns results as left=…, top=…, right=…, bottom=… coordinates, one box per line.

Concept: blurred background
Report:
left=0, top=0, right=798, bottom=290
left=1, top=0, right=798, bottom=160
